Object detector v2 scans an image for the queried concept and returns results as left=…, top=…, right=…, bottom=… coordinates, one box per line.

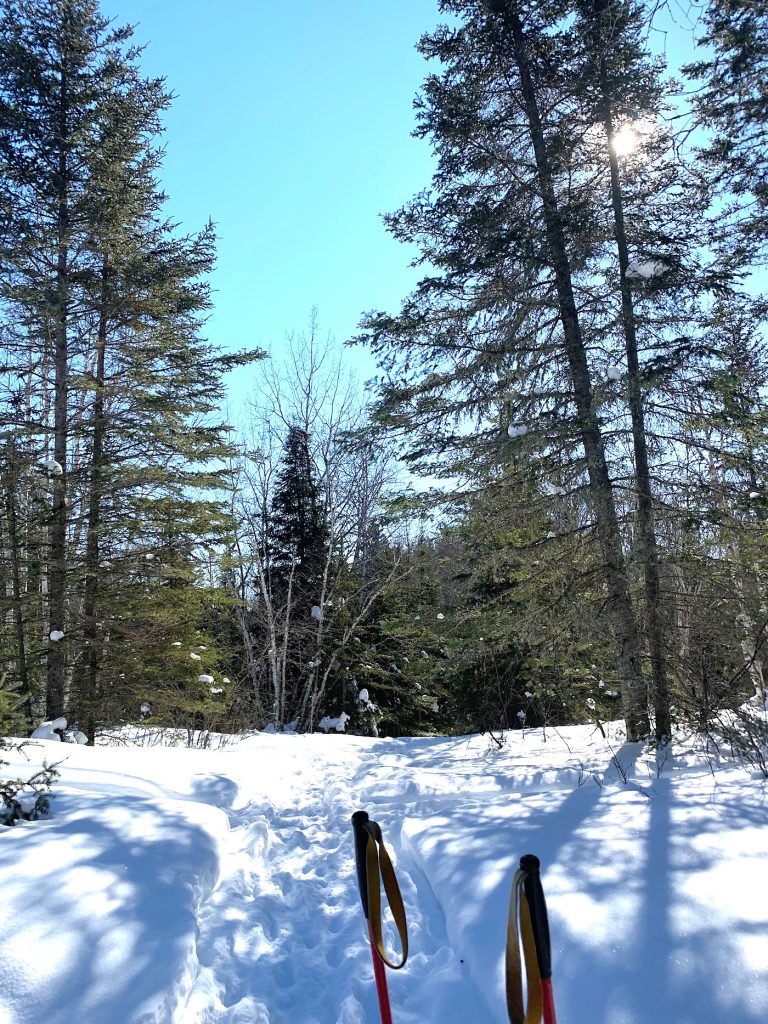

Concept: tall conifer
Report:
left=0, top=0, right=261, bottom=734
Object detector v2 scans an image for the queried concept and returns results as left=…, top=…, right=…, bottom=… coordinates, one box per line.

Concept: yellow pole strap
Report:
left=364, top=825, right=409, bottom=970
left=506, top=868, right=543, bottom=1024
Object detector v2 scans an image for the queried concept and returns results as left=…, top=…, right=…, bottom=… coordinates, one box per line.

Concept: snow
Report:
left=49, top=630, right=64, bottom=642
left=29, top=717, right=67, bottom=740
left=198, top=674, right=214, bottom=685
left=0, top=724, right=766, bottom=1024
left=318, top=711, right=350, bottom=733
left=507, top=422, right=527, bottom=438
left=543, top=481, right=567, bottom=497
left=625, top=259, right=670, bottom=280
left=42, top=458, right=63, bottom=475
left=607, top=364, right=623, bottom=381
left=749, top=491, right=760, bottom=499
left=189, top=653, right=201, bottom=662
left=358, top=689, right=369, bottom=703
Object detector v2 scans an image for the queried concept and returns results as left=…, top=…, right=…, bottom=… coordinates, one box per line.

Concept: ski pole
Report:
left=520, top=855, right=557, bottom=1024
left=506, top=854, right=558, bottom=1024
left=351, top=810, right=408, bottom=1024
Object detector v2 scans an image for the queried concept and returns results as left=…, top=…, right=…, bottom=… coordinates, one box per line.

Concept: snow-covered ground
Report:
left=1, top=723, right=766, bottom=1024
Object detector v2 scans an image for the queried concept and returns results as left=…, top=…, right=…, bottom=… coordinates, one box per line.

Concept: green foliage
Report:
left=0, top=672, right=31, bottom=736
left=269, top=426, right=329, bottom=596
left=686, top=0, right=768, bottom=257
left=0, top=739, right=60, bottom=826
left=0, top=0, right=263, bottom=735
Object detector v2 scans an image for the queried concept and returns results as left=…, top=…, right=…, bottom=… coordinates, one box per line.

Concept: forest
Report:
left=1, top=0, right=766, bottom=755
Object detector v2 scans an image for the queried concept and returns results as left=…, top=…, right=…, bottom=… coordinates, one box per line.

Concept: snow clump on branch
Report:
left=625, top=259, right=670, bottom=280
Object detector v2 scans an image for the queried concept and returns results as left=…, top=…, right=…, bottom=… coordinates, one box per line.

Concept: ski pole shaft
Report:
left=352, top=810, right=394, bottom=1024
left=369, top=919, right=394, bottom=1024
left=519, top=855, right=557, bottom=1024
left=541, top=978, right=557, bottom=1024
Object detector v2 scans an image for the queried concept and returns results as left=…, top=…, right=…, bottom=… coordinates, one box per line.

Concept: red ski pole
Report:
left=367, top=918, right=394, bottom=1024
left=351, top=811, right=408, bottom=1024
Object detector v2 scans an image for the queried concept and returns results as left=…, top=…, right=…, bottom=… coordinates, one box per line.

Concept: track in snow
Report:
left=180, top=742, right=496, bottom=1024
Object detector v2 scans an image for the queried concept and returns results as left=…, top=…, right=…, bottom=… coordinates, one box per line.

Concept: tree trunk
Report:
left=46, top=67, right=70, bottom=720
left=501, top=4, right=650, bottom=739
left=592, top=0, right=671, bottom=738
left=3, top=441, right=34, bottom=729
left=80, top=264, right=110, bottom=743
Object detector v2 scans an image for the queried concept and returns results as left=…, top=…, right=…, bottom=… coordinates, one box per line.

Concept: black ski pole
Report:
left=352, top=810, right=410, bottom=1024
left=519, top=854, right=557, bottom=1024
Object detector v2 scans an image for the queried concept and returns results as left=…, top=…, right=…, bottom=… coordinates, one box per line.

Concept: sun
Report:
left=611, top=125, right=639, bottom=157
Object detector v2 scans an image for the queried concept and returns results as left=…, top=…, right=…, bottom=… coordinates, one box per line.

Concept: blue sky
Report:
left=109, top=2, right=763, bottom=417
left=110, top=1, right=443, bottom=405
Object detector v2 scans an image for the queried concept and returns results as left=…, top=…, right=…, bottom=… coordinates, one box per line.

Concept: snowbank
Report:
left=0, top=725, right=765, bottom=1023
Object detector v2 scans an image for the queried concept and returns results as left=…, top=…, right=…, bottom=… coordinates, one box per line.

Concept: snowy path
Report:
left=181, top=740, right=496, bottom=1023
left=2, top=726, right=767, bottom=1024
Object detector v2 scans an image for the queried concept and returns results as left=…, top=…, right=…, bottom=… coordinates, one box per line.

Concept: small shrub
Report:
left=0, top=740, right=61, bottom=826
left=715, top=703, right=768, bottom=778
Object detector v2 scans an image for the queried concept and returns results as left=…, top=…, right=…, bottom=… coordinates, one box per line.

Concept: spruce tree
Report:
left=260, top=426, right=328, bottom=725
left=570, top=0, right=680, bottom=736
left=360, top=0, right=760, bottom=740
left=269, top=426, right=328, bottom=599
left=686, top=0, right=768, bottom=258
left=361, top=0, right=655, bottom=738
left=0, top=0, right=125, bottom=717
left=0, top=0, right=261, bottom=736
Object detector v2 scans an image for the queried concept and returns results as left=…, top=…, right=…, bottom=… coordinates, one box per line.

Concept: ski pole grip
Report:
left=352, top=810, right=371, bottom=918
left=520, top=854, right=552, bottom=980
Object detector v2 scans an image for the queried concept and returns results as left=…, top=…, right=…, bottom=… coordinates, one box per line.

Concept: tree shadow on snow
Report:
left=362, top=737, right=767, bottom=1024
left=188, top=771, right=239, bottom=810
left=0, top=791, right=220, bottom=1024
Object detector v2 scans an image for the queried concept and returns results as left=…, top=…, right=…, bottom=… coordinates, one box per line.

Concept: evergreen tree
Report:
left=0, top=0, right=261, bottom=736
left=359, top=0, right=758, bottom=740
left=570, top=0, right=680, bottom=736
left=0, top=0, right=127, bottom=718
left=268, top=425, right=328, bottom=599
left=686, top=0, right=768, bottom=258
left=361, top=0, right=657, bottom=737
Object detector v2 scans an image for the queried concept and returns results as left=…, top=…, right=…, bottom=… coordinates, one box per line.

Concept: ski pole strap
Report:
left=506, top=867, right=543, bottom=1024
left=351, top=811, right=409, bottom=970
